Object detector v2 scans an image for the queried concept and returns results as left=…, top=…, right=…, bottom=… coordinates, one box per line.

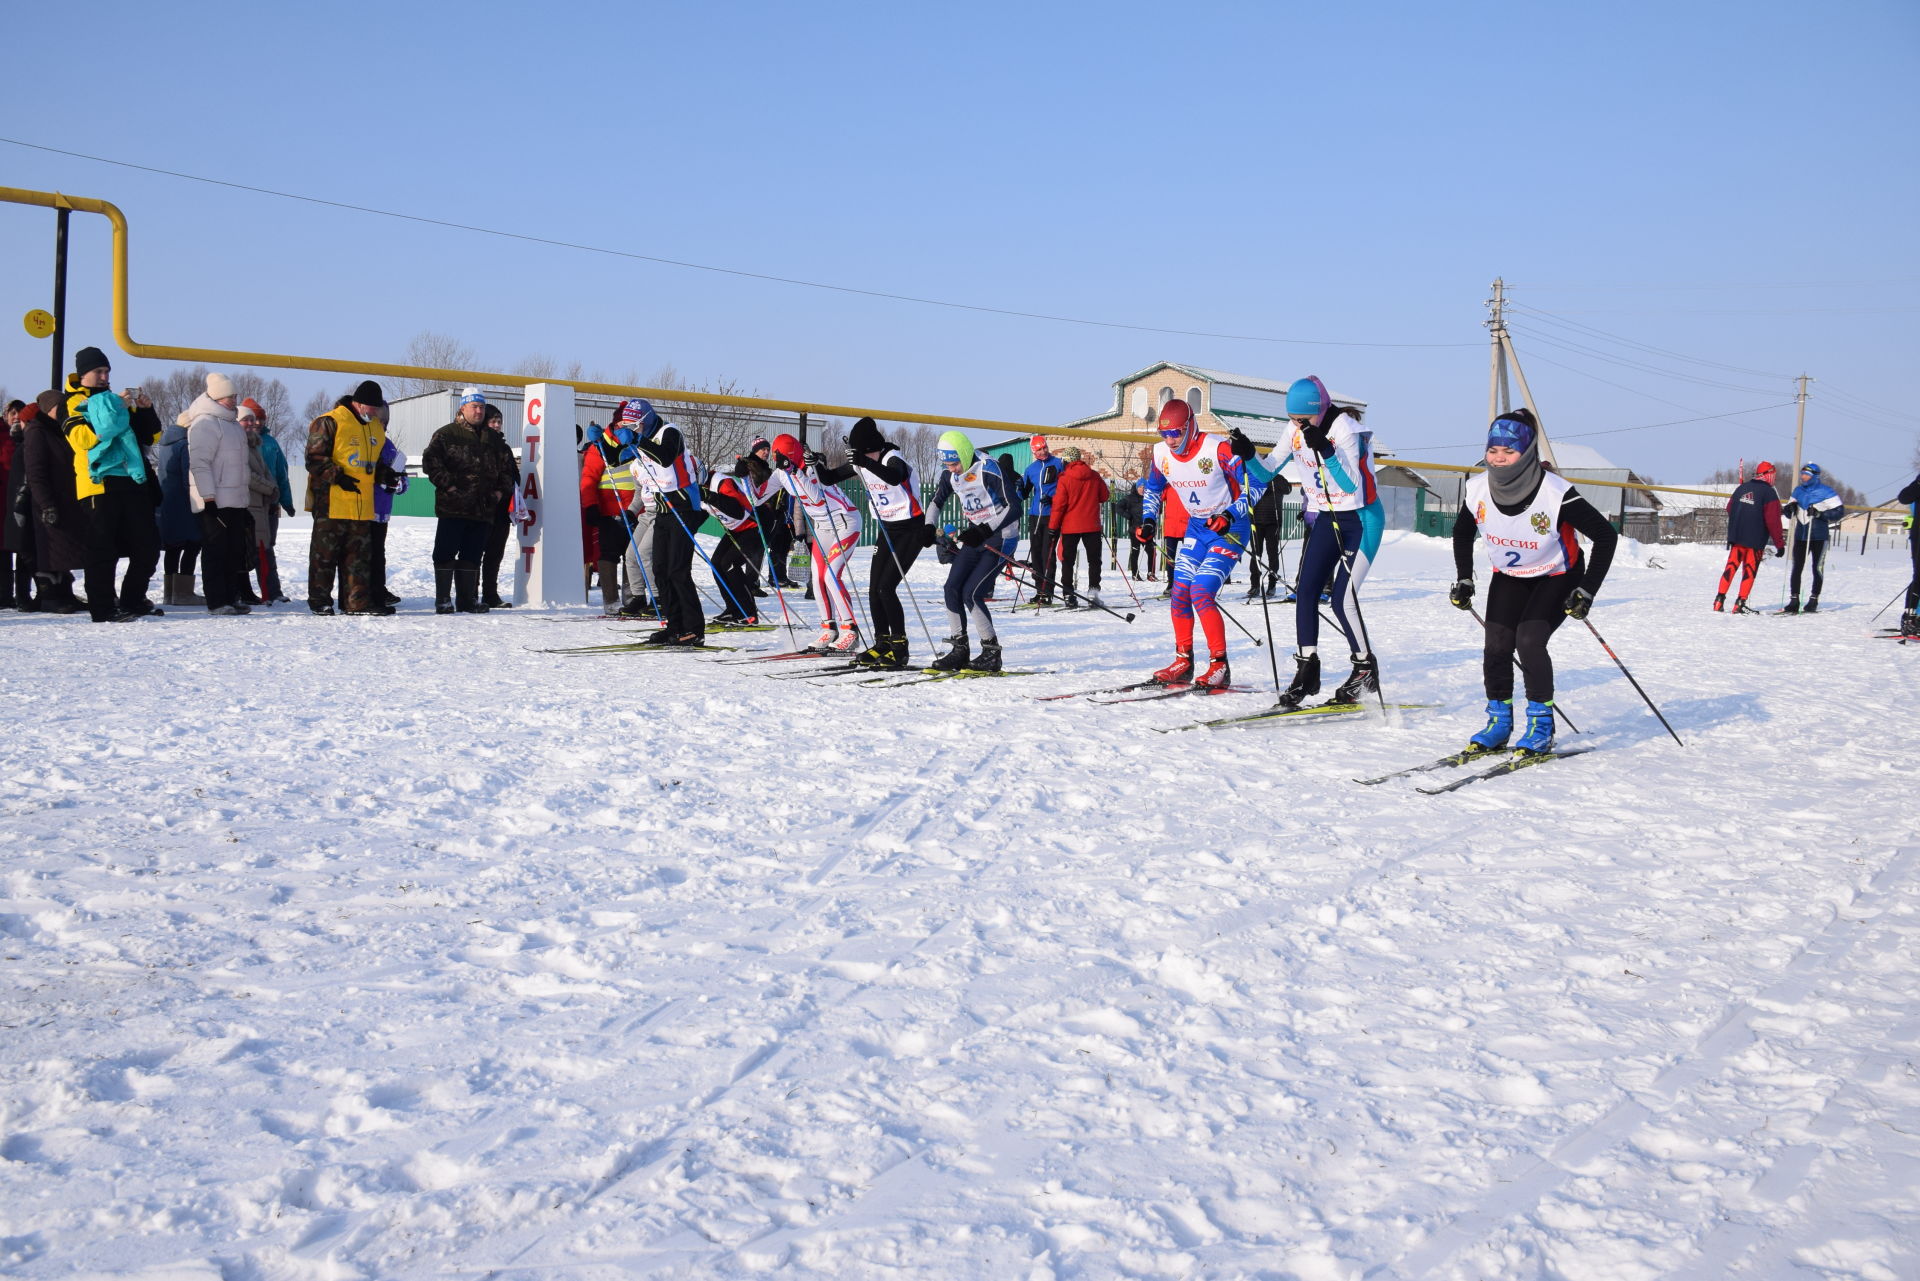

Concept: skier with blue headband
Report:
left=1447, top=408, right=1618, bottom=755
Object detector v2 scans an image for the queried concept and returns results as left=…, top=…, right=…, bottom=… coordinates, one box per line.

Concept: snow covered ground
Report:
left=3, top=519, right=1916, bottom=1280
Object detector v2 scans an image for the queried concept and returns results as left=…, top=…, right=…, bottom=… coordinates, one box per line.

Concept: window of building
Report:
left=1186, top=387, right=1203, bottom=416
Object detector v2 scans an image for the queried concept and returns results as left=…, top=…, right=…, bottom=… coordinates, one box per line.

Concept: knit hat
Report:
left=848, top=416, right=885, bottom=454
left=750, top=436, right=771, bottom=453
left=236, top=401, right=259, bottom=424
left=241, top=397, right=266, bottom=423
left=207, top=372, right=236, bottom=399
left=36, top=390, right=61, bottom=417
left=350, top=380, right=386, bottom=407
left=18, top=402, right=40, bottom=424
left=1754, top=461, right=1776, bottom=482
left=1062, top=446, right=1083, bottom=463
left=459, top=387, right=487, bottom=407
left=616, top=398, right=662, bottom=432
left=74, top=346, right=110, bottom=377
left=1285, top=375, right=1330, bottom=419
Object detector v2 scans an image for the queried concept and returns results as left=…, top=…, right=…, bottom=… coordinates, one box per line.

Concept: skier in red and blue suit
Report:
left=1135, top=399, right=1251, bottom=691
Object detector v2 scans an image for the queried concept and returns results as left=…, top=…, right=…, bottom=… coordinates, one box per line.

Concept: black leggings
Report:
left=1483, top=568, right=1579, bottom=703
left=1250, top=522, right=1281, bottom=591
left=1058, top=531, right=1101, bottom=599
left=869, top=517, right=926, bottom=640
left=163, top=544, right=199, bottom=576
left=651, top=500, right=703, bottom=635
left=1128, top=534, right=1156, bottom=577
left=1789, top=538, right=1827, bottom=601
left=1907, top=532, right=1919, bottom=612
left=710, top=525, right=763, bottom=617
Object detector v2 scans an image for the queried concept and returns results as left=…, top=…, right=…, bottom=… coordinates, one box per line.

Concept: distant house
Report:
left=1652, top=483, right=1737, bottom=544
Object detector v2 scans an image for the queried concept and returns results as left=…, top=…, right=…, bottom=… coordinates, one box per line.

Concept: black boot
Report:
left=455, top=569, right=489, bottom=613
left=1804, top=596, right=1820, bottom=614
left=309, top=566, right=336, bottom=615
left=930, top=635, right=970, bottom=671
left=1782, top=599, right=1800, bottom=615
left=1276, top=652, right=1321, bottom=709
left=1331, top=654, right=1379, bottom=704
left=971, top=639, right=1002, bottom=672
left=435, top=566, right=456, bottom=615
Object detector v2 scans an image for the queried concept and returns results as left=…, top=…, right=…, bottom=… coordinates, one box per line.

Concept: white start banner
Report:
left=514, top=383, right=583, bottom=607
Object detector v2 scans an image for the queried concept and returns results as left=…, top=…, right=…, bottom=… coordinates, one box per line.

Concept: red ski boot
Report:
left=1195, top=653, right=1232, bottom=692
left=1152, top=650, right=1194, bottom=685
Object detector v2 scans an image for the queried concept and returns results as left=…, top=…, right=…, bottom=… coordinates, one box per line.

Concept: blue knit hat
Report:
left=1285, top=376, right=1330, bottom=419
left=459, top=387, right=487, bottom=408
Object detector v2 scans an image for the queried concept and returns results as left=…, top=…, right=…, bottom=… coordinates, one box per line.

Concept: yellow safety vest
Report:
left=321, top=404, right=384, bottom=522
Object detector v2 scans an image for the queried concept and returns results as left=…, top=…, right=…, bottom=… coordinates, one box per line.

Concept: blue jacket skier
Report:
left=1780, top=462, right=1845, bottom=613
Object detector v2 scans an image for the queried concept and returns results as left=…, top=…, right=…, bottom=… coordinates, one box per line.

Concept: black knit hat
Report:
left=350, top=379, right=386, bottom=407
left=848, top=416, right=885, bottom=454
left=74, top=346, right=110, bottom=377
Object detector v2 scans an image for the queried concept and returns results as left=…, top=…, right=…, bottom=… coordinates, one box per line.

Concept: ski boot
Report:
left=1152, top=650, right=1194, bottom=685
left=1195, top=652, right=1232, bottom=692
left=1275, top=652, right=1321, bottom=708
left=619, top=596, right=658, bottom=619
left=1734, top=599, right=1760, bottom=614
left=640, top=624, right=676, bottom=645
left=1781, top=599, right=1800, bottom=615
left=830, top=623, right=861, bottom=653
left=1330, top=654, right=1379, bottom=705
left=810, top=621, right=837, bottom=652
left=1087, top=590, right=1101, bottom=608
left=1469, top=698, right=1513, bottom=751
left=971, top=639, right=1003, bottom=673
left=1901, top=610, right=1920, bottom=638
left=1513, top=700, right=1556, bottom=755
left=855, top=635, right=909, bottom=669
left=1712, top=592, right=1725, bottom=612
left=931, top=635, right=971, bottom=671
left=1804, top=596, right=1820, bottom=614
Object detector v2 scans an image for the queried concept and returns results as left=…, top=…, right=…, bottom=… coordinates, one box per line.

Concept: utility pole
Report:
left=1789, top=374, right=1811, bottom=491
left=1486, top=278, right=1509, bottom=421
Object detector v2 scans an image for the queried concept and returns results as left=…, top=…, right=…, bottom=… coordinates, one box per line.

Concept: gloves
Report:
left=1772, top=544, right=1785, bottom=558
left=375, top=463, right=400, bottom=489
left=921, top=523, right=942, bottom=550
left=851, top=451, right=882, bottom=475
left=40, top=506, right=58, bottom=527
left=959, top=522, right=993, bottom=547
left=609, top=426, right=635, bottom=449
left=1565, top=587, right=1594, bottom=620
left=804, top=449, right=828, bottom=470
left=334, top=471, right=362, bottom=493
left=1227, top=427, right=1256, bottom=460
left=1448, top=579, right=1473, bottom=611
left=1134, top=519, right=1156, bottom=544
left=1303, top=420, right=1333, bottom=456
left=1206, top=513, right=1231, bottom=534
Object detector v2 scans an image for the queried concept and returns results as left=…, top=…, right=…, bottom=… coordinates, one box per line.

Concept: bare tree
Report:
left=388, top=330, right=480, bottom=399
left=644, top=365, right=770, bottom=469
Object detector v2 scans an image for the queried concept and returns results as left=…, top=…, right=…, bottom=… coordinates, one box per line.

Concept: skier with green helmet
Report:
left=927, top=430, right=1020, bottom=671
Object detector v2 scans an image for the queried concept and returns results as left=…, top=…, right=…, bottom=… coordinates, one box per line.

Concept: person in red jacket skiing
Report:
left=1715, top=461, right=1784, bottom=614
left=1047, top=446, right=1111, bottom=608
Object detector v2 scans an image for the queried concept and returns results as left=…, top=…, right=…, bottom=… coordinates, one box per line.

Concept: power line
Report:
left=0, top=135, right=1480, bottom=351
left=1507, top=303, right=1791, bottom=380
left=1815, top=383, right=1920, bottom=428
left=1407, top=403, right=1798, bottom=453
left=1507, top=324, right=1786, bottom=397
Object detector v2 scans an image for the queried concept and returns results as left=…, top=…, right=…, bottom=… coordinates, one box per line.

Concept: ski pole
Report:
left=1468, top=606, right=1581, bottom=735
left=1870, top=585, right=1904, bottom=625
left=612, top=494, right=659, bottom=614
left=984, top=542, right=1135, bottom=624
left=1110, top=532, right=1146, bottom=609
left=1582, top=617, right=1684, bottom=747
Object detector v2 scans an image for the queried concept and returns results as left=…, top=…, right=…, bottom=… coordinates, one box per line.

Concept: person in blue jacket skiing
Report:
left=1780, top=461, right=1845, bottom=613
left=1020, top=437, right=1062, bottom=604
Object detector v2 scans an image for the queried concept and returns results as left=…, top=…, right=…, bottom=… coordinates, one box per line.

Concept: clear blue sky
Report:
left=4, top=0, right=1915, bottom=497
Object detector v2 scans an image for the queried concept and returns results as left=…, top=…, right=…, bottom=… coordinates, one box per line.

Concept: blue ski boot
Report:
left=1469, top=698, right=1513, bottom=750
left=1513, top=700, right=1556, bottom=755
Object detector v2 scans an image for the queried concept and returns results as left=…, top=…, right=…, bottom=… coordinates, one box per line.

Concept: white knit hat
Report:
left=207, top=372, right=236, bottom=399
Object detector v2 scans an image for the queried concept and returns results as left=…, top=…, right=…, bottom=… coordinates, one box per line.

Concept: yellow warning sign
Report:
left=23, top=309, right=56, bottom=339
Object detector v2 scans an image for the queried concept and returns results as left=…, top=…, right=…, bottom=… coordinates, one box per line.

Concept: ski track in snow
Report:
left=1, top=522, right=1916, bottom=1280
